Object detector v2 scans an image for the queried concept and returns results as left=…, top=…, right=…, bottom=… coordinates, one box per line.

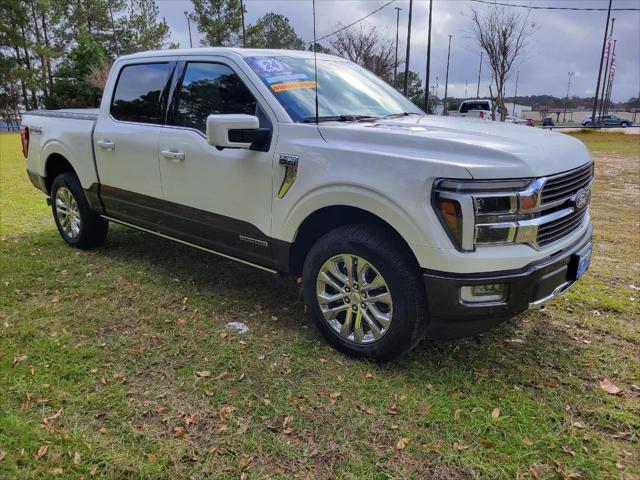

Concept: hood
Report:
left=318, top=115, right=592, bottom=179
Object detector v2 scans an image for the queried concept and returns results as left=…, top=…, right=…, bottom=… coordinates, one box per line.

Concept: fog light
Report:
left=460, top=284, right=507, bottom=303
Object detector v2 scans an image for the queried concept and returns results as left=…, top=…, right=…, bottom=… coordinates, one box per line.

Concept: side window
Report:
left=111, top=63, right=171, bottom=124
left=174, top=63, right=257, bottom=133
left=460, top=103, right=469, bottom=113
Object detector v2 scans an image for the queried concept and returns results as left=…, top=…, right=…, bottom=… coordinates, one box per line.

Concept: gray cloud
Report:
left=157, top=0, right=640, bottom=101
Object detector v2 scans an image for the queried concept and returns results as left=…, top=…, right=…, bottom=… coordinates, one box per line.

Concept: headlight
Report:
left=432, top=178, right=547, bottom=251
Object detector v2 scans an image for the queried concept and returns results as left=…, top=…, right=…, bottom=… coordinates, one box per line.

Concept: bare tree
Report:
left=469, top=7, right=535, bottom=121
left=330, top=24, right=400, bottom=81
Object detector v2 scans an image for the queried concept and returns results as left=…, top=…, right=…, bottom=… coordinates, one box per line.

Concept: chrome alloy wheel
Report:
left=316, top=254, right=393, bottom=344
left=55, top=187, right=81, bottom=239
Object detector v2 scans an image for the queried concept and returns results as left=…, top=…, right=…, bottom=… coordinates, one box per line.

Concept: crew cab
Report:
left=21, top=48, right=594, bottom=360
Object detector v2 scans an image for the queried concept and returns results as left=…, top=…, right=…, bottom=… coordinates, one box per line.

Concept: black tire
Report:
left=302, top=224, right=425, bottom=361
left=51, top=173, right=108, bottom=249
left=622, top=122, right=630, bottom=128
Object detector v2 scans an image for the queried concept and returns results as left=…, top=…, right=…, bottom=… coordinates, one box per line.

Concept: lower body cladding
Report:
left=422, top=225, right=593, bottom=339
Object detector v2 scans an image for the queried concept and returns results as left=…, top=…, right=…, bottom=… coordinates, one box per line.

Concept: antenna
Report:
left=312, top=0, right=319, bottom=125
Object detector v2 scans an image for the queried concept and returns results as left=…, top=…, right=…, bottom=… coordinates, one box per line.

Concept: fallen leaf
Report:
left=147, top=453, right=157, bottom=463
left=174, top=426, right=186, bottom=437
left=425, top=383, right=433, bottom=390
left=12, top=354, right=28, bottom=366
left=454, top=409, right=461, bottom=421
left=155, top=405, right=167, bottom=414
left=215, top=371, right=231, bottom=381
left=98, top=427, right=107, bottom=434
left=452, top=442, right=469, bottom=451
left=396, top=437, right=409, bottom=450
left=196, top=370, right=211, bottom=378
left=572, top=421, right=586, bottom=429
left=329, top=392, right=341, bottom=403
left=600, top=378, right=623, bottom=396
left=90, top=466, right=98, bottom=476
left=35, top=445, right=48, bottom=459
left=43, top=408, right=64, bottom=424
left=562, top=445, right=576, bottom=456
left=216, top=424, right=228, bottom=433
left=364, top=406, right=376, bottom=415
left=73, top=451, right=81, bottom=465
left=0, top=450, right=6, bottom=461
left=491, top=407, right=500, bottom=420
left=522, top=436, right=533, bottom=446
left=386, top=406, right=399, bottom=415
left=220, top=405, right=237, bottom=416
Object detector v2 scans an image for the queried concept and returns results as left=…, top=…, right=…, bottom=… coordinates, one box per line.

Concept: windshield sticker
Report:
left=271, top=81, right=318, bottom=92
left=246, top=56, right=287, bottom=75
left=265, top=73, right=309, bottom=84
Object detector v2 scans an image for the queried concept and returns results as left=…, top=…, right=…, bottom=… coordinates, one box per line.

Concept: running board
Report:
left=101, top=215, right=278, bottom=274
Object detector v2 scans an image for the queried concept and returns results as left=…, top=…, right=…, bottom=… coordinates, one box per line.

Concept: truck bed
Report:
left=25, top=108, right=99, bottom=121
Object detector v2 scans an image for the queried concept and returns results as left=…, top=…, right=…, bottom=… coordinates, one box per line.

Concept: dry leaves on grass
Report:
left=396, top=437, right=409, bottom=450
left=73, top=451, right=81, bottom=465
left=491, top=407, right=501, bottom=420
left=42, top=408, right=63, bottom=425
left=600, top=378, right=623, bottom=396
left=452, top=442, right=470, bottom=451
left=195, top=370, right=211, bottom=378
left=35, top=445, right=48, bottom=459
left=0, top=450, right=6, bottom=461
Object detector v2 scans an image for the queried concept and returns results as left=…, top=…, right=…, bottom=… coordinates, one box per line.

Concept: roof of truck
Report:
left=118, top=47, right=345, bottom=62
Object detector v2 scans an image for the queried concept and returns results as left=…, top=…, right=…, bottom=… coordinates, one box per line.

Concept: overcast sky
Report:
left=156, top=0, right=640, bottom=102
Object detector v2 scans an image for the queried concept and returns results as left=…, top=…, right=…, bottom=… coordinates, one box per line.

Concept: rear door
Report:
left=157, top=57, right=277, bottom=267
left=94, top=60, right=175, bottom=228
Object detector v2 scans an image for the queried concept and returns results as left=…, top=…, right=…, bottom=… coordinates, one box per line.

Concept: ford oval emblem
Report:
left=575, top=188, right=589, bottom=210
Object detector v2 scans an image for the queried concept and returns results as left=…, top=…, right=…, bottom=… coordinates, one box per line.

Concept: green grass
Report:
left=1, top=132, right=639, bottom=479
left=565, top=130, right=640, bottom=156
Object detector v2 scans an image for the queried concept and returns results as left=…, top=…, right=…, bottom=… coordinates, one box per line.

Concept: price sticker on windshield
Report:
left=249, top=57, right=287, bottom=74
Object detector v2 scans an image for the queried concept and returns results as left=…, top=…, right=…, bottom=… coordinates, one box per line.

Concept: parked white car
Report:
left=21, top=48, right=593, bottom=360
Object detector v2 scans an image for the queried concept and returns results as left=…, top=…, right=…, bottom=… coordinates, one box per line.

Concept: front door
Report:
left=94, top=61, right=175, bottom=229
left=157, top=59, right=276, bottom=267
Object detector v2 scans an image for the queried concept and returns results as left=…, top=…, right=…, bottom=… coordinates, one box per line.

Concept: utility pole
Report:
left=512, top=70, right=519, bottom=116
left=403, top=0, right=413, bottom=96
left=393, top=7, right=402, bottom=89
left=464, top=80, right=468, bottom=100
left=424, top=0, right=433, bottom=112
left=476, top=51, right=483, bottom=98
left=240, top=0, right=246, bottom=48
left=563, top=72, right=575, bottom=122
left=184, top=11, right=193, bottom=48
left=107, top=0, right=119, bottom=56
left=599, top=17, right=615, bottom=119
left=591, top=0, right=613, bottom=126
left=443, top=35, right=452, bottom=115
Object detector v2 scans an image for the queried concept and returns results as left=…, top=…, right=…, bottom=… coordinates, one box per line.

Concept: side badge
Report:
left=278, top=154, right=299, bottom=199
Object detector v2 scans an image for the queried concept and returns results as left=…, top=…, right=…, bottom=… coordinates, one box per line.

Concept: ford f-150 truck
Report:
left=21, top=48, right=593, bottom=360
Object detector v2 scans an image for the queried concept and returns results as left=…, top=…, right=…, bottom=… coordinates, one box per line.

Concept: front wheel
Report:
left=51, top=173, right=108, bottom=249
left=302, top=224, right=425, bottom=361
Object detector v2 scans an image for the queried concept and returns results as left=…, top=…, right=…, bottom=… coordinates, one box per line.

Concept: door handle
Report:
left=96, top=139, right=115, bottom=151
left=161, top=149, right=185, bottom=162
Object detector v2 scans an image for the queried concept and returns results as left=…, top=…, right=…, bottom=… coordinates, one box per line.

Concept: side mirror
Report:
left=206, top=114, right=271, bottom=151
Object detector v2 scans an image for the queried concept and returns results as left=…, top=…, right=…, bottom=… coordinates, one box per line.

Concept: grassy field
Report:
left=1, top=131, right=639, bottom=479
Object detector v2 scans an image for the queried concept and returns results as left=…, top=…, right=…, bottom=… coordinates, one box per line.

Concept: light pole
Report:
left=563, top=72, right=575, bottom=123
left=184, top=11, right=193, bottom=48
left=464, top=80, right=468, bottom=100
left=443, top=34, right=452, bottom=115
left=424, top=0, right=433, bottom=112
left=604, top=39, right=617, bottom=114
left=403, top=0, right=413, bottom=96
left=476, top=51, right=483, bottom=98
left=591, top=0, right=613, bottom=126
left=512, top=70, right=519, bottom=116
left=393, top=7, right=402, bottom=89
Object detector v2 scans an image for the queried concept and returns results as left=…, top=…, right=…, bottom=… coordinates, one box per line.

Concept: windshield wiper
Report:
left=383, top=112, right=423, bottom=119
left=302, top=114, right=380, bottom=123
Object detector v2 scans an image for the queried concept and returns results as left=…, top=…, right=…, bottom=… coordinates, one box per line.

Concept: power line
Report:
left=469, top=0, right=640, bottom=12
left=306, top=0, right=397, bottom=45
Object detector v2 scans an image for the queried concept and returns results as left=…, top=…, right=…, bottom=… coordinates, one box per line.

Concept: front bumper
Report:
left=423, top=224, right=592, bottom=338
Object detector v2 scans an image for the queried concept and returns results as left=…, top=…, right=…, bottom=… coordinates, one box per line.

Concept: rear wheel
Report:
left=302, top=224, right=425, bottom=361
left=51, top=173, right=108, bottom=249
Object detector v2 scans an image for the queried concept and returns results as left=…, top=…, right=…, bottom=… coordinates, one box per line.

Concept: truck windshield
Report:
left=244, top=55, right=423, bottom=123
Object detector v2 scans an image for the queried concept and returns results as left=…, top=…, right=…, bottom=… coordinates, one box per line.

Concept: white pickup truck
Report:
left=21, top=48, right=593, bottom=360
left=449, top=99, right=528, bottom=125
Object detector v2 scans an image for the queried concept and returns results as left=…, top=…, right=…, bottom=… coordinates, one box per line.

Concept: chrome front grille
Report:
left=537, top=206, right=588, bottom=247
left=541, top=163, right=594, bottom=205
